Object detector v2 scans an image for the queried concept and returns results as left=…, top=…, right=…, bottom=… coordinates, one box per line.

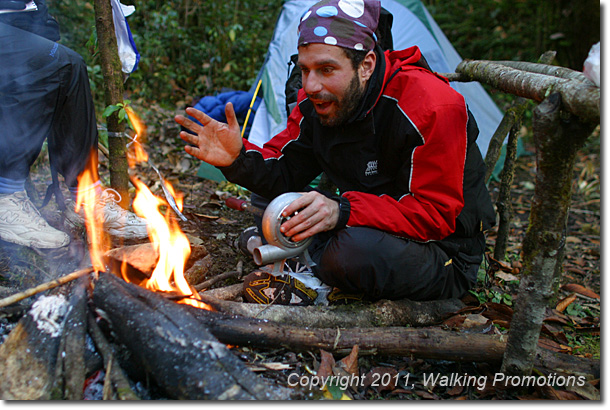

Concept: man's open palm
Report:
left=174, top=103, right=242, bottom=167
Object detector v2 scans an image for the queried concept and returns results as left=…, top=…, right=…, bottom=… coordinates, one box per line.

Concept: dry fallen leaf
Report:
left=495, top=271, right=520, bottom=282
left=337, top=345, right=359, bottom=377
left=556, top=293, right=578, bottom=313
left=561, top=283, right=600, bottom=299
left=317, top=349, right=335, bottom=380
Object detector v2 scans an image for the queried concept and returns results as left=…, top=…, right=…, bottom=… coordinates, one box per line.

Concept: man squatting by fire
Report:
left=175, top=0, right=496, bottom=305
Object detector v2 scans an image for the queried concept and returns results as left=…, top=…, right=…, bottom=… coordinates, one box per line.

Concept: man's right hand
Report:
left=174, top=103, right=243, bottom=167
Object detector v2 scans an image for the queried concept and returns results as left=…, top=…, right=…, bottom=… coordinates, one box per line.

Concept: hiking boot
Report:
left=65, top=188, right=149, bottom=239
left=243, top=270, right=318, bottom=306
left=235, top=226, right=263, bottom=256
left=0, top=191, right=70, bottom=249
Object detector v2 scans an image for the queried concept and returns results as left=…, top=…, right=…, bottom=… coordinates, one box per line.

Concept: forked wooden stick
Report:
left=0, top=266, right=95, bottom=308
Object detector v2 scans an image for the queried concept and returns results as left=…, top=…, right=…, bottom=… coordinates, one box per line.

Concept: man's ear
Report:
left=360, top=50, right=377, bottom=82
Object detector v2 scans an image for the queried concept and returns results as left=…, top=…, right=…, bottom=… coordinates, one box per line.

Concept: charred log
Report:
left=92, top=272, right=289, bottom=400
left=50, top=276, right=89, bottom=399
left=86, top=311, right=139, bottom=400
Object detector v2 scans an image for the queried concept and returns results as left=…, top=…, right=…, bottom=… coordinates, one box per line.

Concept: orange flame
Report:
left=76, top=149, right=107, bottom=273
left=78, top=109, right=209, bottom=309
left=126, top=106, right=149, bottom=167
left=131, top=177, right=209, bottom=309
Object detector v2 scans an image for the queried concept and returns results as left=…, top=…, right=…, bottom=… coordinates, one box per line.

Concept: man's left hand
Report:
left=279, top=191, right=339, bottom=242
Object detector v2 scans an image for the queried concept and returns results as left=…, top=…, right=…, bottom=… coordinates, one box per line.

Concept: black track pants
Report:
left=308, top=227, right=483, bottom=301
left=252, top=193, right=483, bottom=301
left=0, top=22, right=97, bottom=187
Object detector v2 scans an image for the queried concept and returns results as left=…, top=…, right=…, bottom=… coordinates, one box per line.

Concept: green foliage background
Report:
left=48, top=0, right=599, bottom=112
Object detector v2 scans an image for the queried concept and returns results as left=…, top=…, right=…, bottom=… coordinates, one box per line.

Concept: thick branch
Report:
left=494, top=61, right=592, bottom=84
left=456, top=60, right=600, bottom=123
left=198, top=293, right=465, bottom=328
left=184, top=305, right=600, bottom=378
left=483, top=52, right=556, bottom=182
left=501, top=93, right=597, bottom=376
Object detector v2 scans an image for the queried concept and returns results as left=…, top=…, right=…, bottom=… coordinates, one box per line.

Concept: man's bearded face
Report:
left=298, top=44, right=368, bottom=127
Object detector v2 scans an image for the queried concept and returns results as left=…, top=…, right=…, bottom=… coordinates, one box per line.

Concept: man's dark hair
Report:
left=341, top=15, right=391, bottom=71
left=342, top=48, right=369, bottom=70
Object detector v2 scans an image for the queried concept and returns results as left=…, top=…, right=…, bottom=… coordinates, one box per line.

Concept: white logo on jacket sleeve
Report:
left=365, top=160, right=378, bottom=176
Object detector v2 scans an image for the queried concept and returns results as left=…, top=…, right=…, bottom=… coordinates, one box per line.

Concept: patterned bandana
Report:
left=297, top=0, right=380, bottom=51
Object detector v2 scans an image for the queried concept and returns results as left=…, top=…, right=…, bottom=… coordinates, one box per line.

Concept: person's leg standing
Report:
left=0, top=22, right=72, bottom=248
left=0, top=22, right=63, bottom=183
left=46, top=44, right=98, bottom=189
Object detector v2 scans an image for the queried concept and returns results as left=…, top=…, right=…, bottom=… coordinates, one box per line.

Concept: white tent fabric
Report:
left=248, top=0, right=503, bottom=155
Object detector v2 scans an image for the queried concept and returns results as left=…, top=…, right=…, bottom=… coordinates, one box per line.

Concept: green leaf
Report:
left=103, top=105, right=121, bottom=118
left=118, top=107, right=126, bottom=122
left=327, top=383, right=344, bottom=400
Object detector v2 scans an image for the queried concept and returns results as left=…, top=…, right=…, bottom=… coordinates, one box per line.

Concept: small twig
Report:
left=194, top=270, right=239, bottom=291
left=194, top=261, right=245, bottom=291
left=201, top=283, right=244, bottom=300
left=0, top=267, right=94, bottom=308
left=102, top=355, right=114, bottom=400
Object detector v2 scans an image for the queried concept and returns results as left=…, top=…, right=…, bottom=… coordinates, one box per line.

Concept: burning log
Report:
left=105, top=243, right=157, bottom=285
left=197, top=292, right=465, bottom=328
left=92, top=272, right=289, bottom=400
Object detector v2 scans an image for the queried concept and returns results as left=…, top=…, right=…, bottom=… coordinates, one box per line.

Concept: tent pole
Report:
left=241, top=79, right=263, bottom=139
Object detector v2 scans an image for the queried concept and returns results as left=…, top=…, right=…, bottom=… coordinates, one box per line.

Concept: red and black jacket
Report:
left=220, top=45, right=495, bottom=253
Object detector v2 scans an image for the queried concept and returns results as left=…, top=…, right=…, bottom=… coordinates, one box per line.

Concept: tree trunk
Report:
left=493, top=121, right=519, bottom=261
left=93, top=0, right=130, bottom=208
left=500, top=93, right=597, bottom=376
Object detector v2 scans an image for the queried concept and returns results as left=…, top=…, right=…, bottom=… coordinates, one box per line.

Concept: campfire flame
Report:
left=76, top=149, right=108, bottom=273
left=78, top=109, right=209, bottom=310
